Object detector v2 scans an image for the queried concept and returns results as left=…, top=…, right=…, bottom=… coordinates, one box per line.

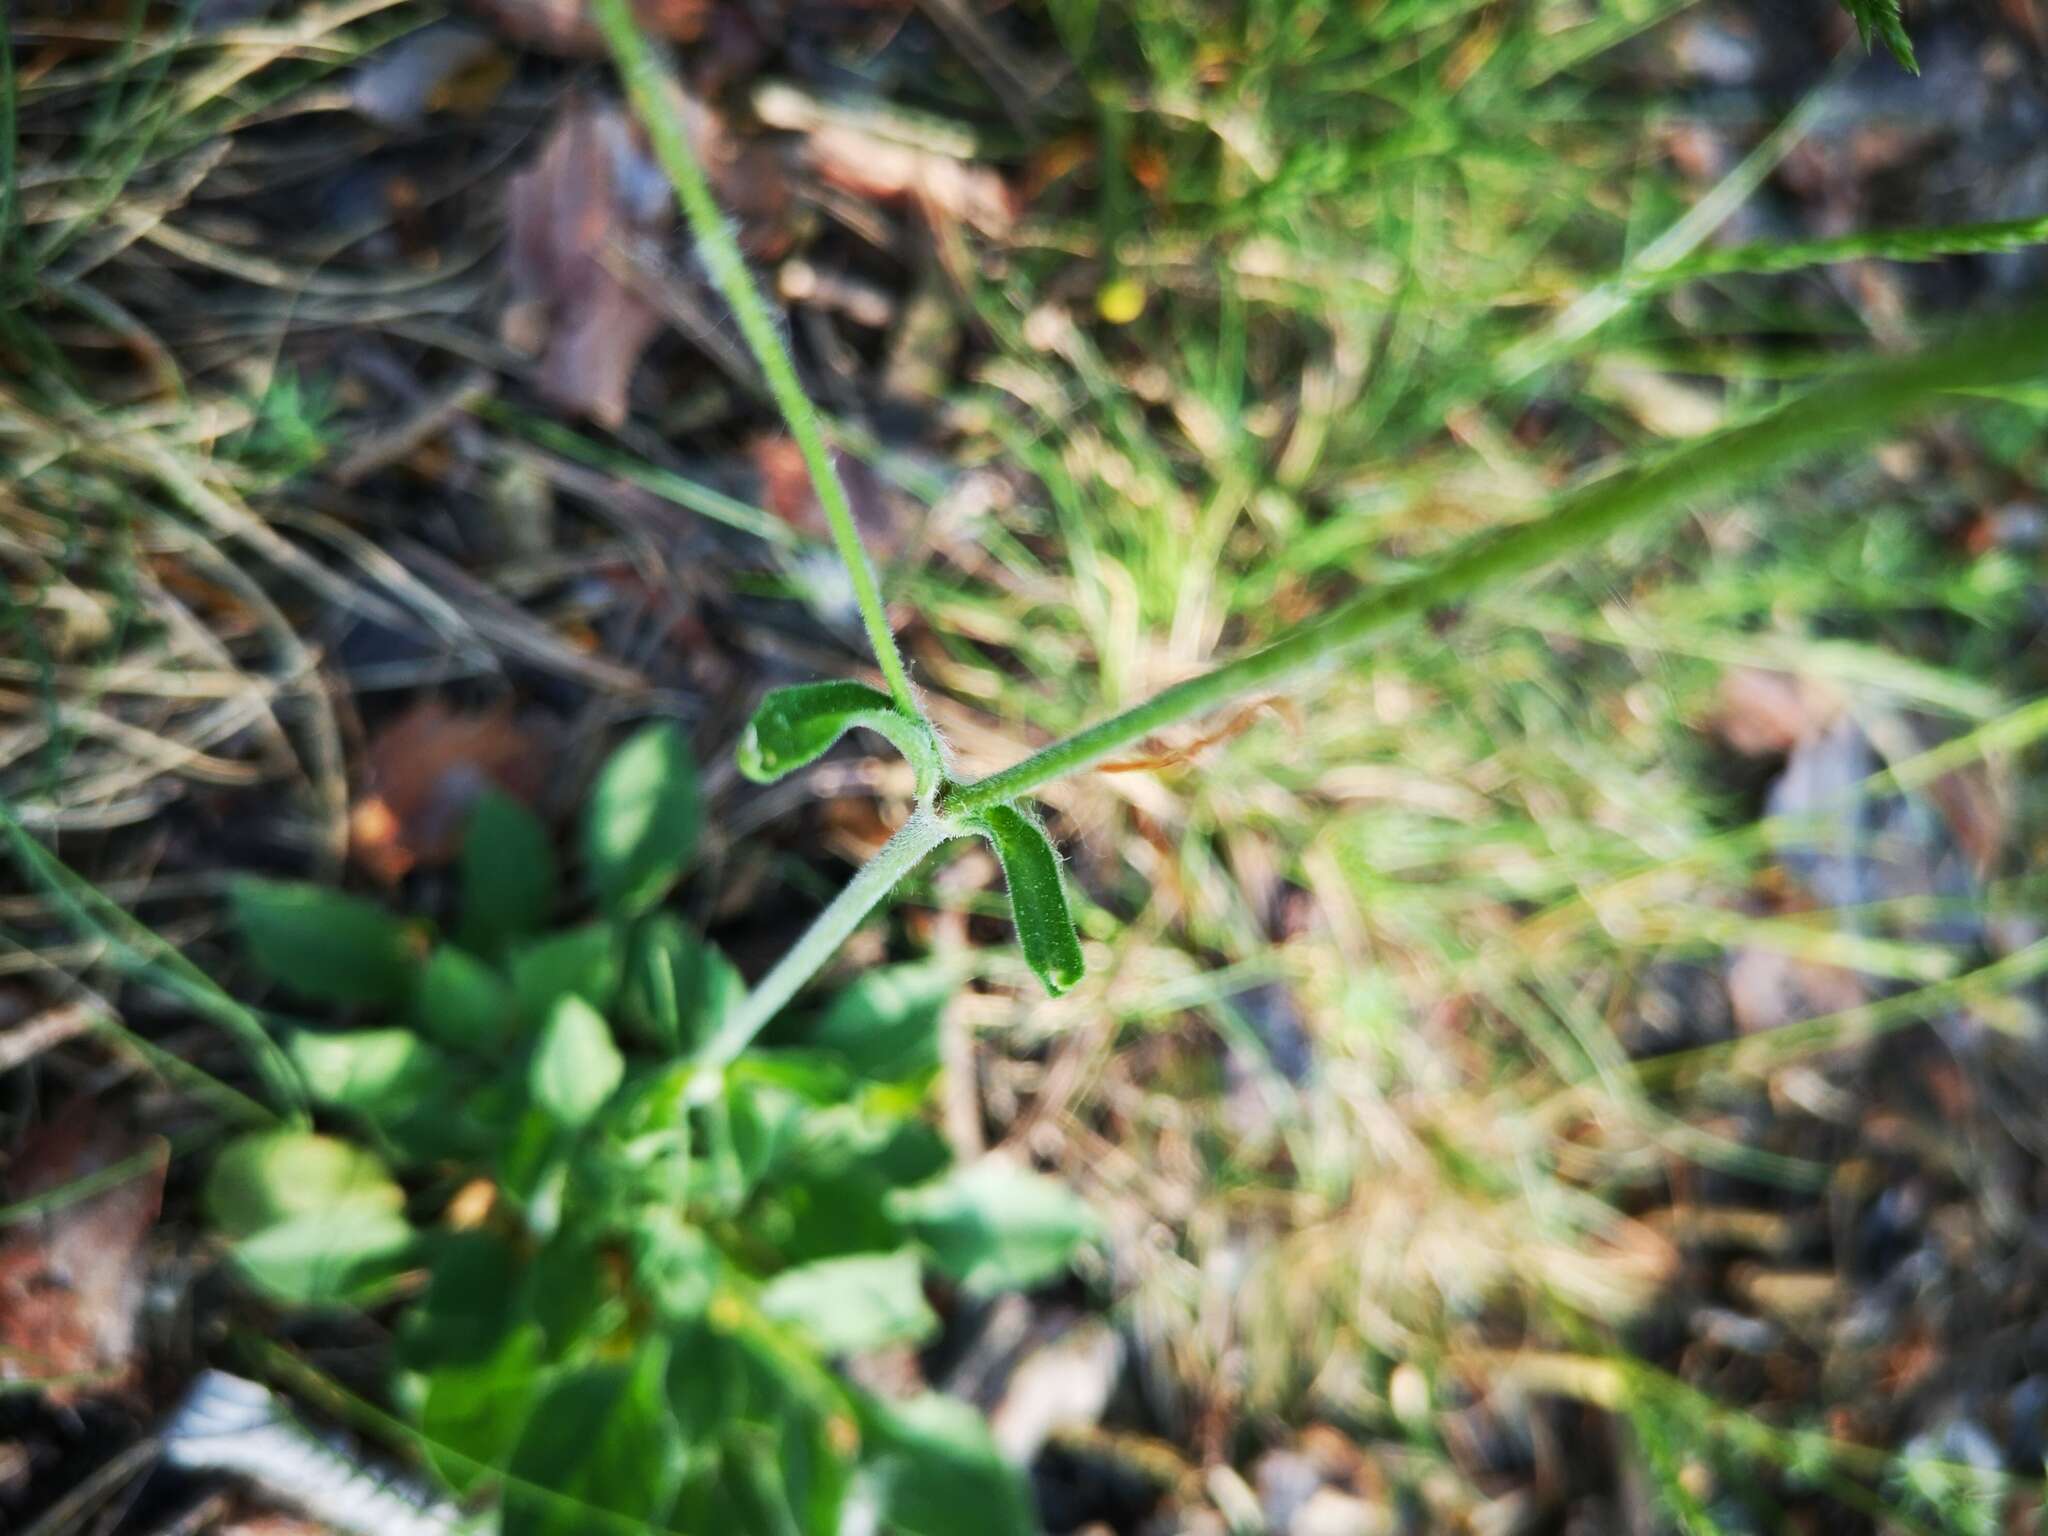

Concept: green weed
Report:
left=213, top=721, right=1090, bottom=1533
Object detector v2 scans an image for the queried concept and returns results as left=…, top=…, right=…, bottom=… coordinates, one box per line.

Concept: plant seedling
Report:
left=195, top=7, right=2048, bottom=1531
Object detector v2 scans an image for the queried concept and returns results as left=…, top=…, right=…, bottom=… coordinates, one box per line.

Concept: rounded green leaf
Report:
left=226, top=1210, right=416, bottom=1307
left=888, top=1157, right=1096, bottom=1297
left=970, top=803, right=1085, bottom=996
left=584, top=720, right=700, bottom=916
left=510, top=922, right=623, bottom=1020
left=205, top=1130, right=404, bottom=1236
left=758, top=1251, right=938, bottom=1356
left=229, top=878, right=421, bottom=1007
left=529, top=995, right=625, bottom=1128
left=420, top=1325, right=544, bottom=1496
left=737, top=681, right=943, bottom=799
left=800, top=961, right=955, bottom=1082
left=403, top=1232, right=524, bottom=1370
left=622, top=914, right=744, bottom=1054
left=204, top=1131, right=415, bottom=1306
left=286, top=1027, right=442, bottom=1114
left=856, top=1389, right=1035, bottom=1536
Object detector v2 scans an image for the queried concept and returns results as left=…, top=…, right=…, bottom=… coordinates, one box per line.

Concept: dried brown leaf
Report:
left=462, top=0, right=712, bottom=56
left=747, top=435, right=911, bottom=560
left=806, top=123, right=1014, bottom=236
left=351, top=699, right=552, bottom=882
left=504, top=96, right=673, bottom=427
left=0, top=1102, right=166, bottom=1401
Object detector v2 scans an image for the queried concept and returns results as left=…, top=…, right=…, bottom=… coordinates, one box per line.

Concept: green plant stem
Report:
left=594, top=0, right=923, bottom=722
left=699, top=810, right=961, bottom=1070
left=943, top=306, right=2048, bottom=817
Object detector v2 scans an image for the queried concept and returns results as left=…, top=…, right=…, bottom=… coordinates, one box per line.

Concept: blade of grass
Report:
left=475, top=398, right=804, bottom=550
left=1494, top=52, right=1852, bottom=386
left=0, top=801, right=302, bottom=1119
left=943, top=304, right=2048, bottom=816
left=593, top=0, right=925, bottom=723
left=1642, top=211, right=2048, bottom=291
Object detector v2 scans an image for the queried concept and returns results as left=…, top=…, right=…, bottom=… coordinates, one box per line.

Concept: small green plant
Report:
left=212, top=721, right=1091, bottom=1534
left=190, top=8, right=2048, bottom=1531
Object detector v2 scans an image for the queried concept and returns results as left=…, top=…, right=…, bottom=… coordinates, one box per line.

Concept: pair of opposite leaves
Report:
left=737, top=682, right=1084, bottom=997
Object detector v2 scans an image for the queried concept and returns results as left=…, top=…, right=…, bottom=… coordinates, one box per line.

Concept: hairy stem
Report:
left=943, top=305, right=2048, bottom=816
left=594, top=0, right=923, bottom=721
left=697, top=811, right=961, bottom=1070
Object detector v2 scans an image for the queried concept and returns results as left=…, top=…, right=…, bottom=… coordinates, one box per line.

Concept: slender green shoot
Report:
left=592, top=0, right=924, bottom=722
left=1642, top=212, right=2048, bottom=291
left=591, top=0, right=2048, bottom=1065
left=943, top=305, right=2048, bottom=816
left=699, top=810, right=961, bottom=1071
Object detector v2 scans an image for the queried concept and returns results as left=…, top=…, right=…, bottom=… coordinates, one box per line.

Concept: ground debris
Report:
left=462, top=0, right=715, bottom=55
left=0, top=1101, right=167, bottom=1403
left=350, top=698, right=554, bottom=883
left=503, top=94, right=675, bottom=428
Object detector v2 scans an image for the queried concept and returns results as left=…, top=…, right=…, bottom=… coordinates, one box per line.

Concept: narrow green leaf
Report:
left=889, top=1157, right=1096, bottom=1297
left=459, top=791, right=558, bottom=955
left=758, top=1250, right=938, bottom=1356
left=585, top=720, right=700, bottom=916
left=737, top=681, right=943, bottom=799
left=621, top=914, right=744, bottom=1054
left=1837, top=0, right=1917, bottom=71
left=416, top=944, right=519, bottom=1053
left=229, top=878, right=420, bottom=1007
left=970, top=803, right=1085, bottom=996
left=502, top=1347, right=687, bottom=1536
left=529, top=995, right=625, bottom=1128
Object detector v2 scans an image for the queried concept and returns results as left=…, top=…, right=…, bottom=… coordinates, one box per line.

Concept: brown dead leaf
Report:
left=462, top=0, right=712, bottom=55
left=351, top=699, right=552, bottom=882
left=1923, top=761, right=2006, bottom=877
left=504, top=95, right=673, bottom=428
left=0, top=1101, right=167, bottom=1402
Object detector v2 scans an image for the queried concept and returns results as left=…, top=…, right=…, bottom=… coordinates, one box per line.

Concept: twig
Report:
left=0, top=1000, right=105, bottom=1073
left=332, top=367, right=494, bottom=486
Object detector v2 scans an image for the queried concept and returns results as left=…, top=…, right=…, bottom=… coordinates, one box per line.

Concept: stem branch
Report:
left=699, top=811, right=960, bottom=1070
left=943, top=308, right=2048, bottom=816
left=594, top=0, right=923, bottom=721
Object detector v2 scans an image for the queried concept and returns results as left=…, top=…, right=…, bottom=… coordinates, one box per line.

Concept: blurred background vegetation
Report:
left=4, top=0, right=2048, bottom=1532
